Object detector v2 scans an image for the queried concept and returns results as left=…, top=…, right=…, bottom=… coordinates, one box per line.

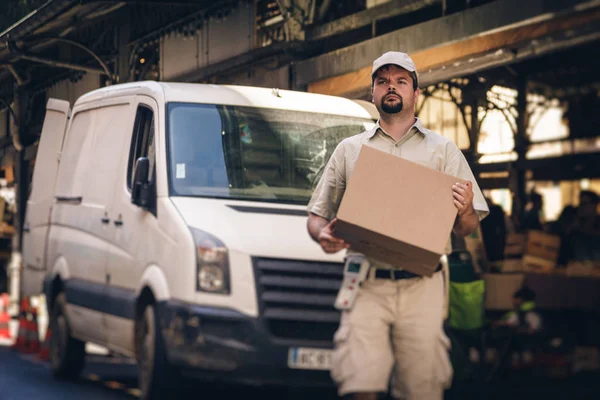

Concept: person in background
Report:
left=571, top=190, right=600, bottom=261
left=494, top=286, right=542, bottom=334
left=548, top=205, right=577, bottom=266
left=492, top=286, right=543, bottom=367
left=522, top=192, right=543, bottom=231
left=480, top=196, right=507, bottom=262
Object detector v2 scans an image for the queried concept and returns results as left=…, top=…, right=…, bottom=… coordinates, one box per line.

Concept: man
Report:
left=493, top=286, right=542, bottom=334
left=492, top=286, right=543, bottom=368
left=522, top=192, right=544, bottom=231
left=480, top=196, right=507, bottom=263
left=306, top=51, right=489, bottom=400
left=571, top=190, right=600, bottom=260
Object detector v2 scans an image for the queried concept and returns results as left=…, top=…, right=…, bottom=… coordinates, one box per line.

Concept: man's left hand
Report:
left=452, top=181, right=474, bottom=216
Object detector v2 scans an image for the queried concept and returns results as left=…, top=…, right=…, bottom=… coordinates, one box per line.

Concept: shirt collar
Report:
left=367, top=117, right=427, bottom=139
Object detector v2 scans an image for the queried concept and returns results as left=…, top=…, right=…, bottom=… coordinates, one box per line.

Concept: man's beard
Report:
left=381, top=95, right=403, bottom=114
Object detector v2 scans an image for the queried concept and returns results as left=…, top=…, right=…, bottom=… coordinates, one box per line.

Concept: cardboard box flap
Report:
left=335, top=219, right=442, bottom=276
left=337, top=145, right=462, bottom=256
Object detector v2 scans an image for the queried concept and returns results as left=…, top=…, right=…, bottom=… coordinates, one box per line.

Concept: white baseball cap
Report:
left=371, top=51, right=418, bottom=82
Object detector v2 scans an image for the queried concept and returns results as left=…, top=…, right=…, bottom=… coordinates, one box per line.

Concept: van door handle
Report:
left=101, top=217, right=110, bottom=224
left=56, top=196, right=83, bottom=204
left=23, top=223, right=30, bottom=233
left=114, top=215, right=123, bottom=227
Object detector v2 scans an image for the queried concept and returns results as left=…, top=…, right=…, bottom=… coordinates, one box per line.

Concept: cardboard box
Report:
left=523, top=254, right=556, bottom=274
left=502, top=258, right=524, bottom=273
left=567, top=261, right=600, bottom=277
left=519, top=231, right=561, bottom=274
left=526, top=230, right=560, bottom=262
left=504, top=233, right=526, bottom=257
left=3, top=166, right=14, bottom=184
left=567, top=261, right=593, bottom=277
left=554, top=267, right=568, bottom=276
left=335, top=145, right=464, bottom=277
left=483, top=273, right=526, bottom=310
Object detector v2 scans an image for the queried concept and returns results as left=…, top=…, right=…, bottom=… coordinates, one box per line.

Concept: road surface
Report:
left=0, top=343, right=336, bottom=400
left=2, top=339, right=599, bottom=400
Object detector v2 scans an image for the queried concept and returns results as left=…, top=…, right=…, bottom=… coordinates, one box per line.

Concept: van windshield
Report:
left=167, top=102, right=375, bottom=205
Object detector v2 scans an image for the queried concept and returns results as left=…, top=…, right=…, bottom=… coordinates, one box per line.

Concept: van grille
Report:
left=253, top=257, right=343, bottom=343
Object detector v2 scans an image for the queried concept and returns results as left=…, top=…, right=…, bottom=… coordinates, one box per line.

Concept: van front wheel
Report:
left=137, top=303, right=179, bottom=400
left=50, top=292, right=86, bottom=379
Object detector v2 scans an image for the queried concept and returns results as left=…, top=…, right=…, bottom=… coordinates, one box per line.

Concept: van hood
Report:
left=170, top=197, right=344, bottom=263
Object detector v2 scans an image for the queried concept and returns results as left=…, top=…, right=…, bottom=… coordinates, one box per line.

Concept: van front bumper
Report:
left=157, top=299, right=336, bottom=387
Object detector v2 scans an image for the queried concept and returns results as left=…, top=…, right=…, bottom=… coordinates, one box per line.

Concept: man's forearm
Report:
left=453, top=208, right=479, bottom=237
left=307, top=213, right=329, bottom=242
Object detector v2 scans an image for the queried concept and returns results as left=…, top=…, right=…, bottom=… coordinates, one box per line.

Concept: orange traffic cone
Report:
left=25, top=307, right=41, bottom=354
left=0, top=293, right=10, bottom=339
left=12, top=297, right=30, bottom=352
left=39, top=327, right=51, bottom=361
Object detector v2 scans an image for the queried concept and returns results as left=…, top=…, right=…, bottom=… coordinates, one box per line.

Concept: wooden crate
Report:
left=523, top=254, right=556, bottom=274
left=504, top=233, right=526, bottom=257
left=526, top=230, right=561, bottom=262
left=567, top=261, right=594, bottom=277
left=567, top=261, right=600, bottom=278
left=502, top=258, right=524, bottom=273
left=3, top=166, right=14, bottom=184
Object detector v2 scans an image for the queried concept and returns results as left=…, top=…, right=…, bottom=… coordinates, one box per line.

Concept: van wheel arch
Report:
left=134, top=287, right=155, bottom=359
left=50, top=291, right=86, bottom=379
left=134, top=286, right=180, bottom=399
left=48, top=276, right=64, bottom=312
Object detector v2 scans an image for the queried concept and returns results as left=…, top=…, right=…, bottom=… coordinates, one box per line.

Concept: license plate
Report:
left=287, top=347, right=333, bottom=370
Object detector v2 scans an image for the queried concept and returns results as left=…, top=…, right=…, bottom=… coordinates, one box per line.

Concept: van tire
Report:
left=49, top=292, right=86, bottom=379
left=137, top=302, right=179, bottom=400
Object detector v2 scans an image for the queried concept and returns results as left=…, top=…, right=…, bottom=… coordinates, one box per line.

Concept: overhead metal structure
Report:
left=0, top=0, right=245, bottom=253
left=0, top=0, right=597, bottom=239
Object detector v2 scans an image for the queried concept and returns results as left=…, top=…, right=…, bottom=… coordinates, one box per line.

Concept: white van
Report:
left=21, top=81, right=376, bottom=399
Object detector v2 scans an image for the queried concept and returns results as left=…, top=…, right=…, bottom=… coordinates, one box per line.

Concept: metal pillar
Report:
left=116, top=11, right=131, bottom=83
left=466, top=87, right=483, bottom=169
left=511, top=75, right=529, bottom=232
left=8, top=84, right=29, bottom=315
left=13, top=85, right=29, bottom=246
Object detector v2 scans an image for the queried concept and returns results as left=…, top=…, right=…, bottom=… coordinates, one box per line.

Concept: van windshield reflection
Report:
left=167, top=102, right=375, bottom=204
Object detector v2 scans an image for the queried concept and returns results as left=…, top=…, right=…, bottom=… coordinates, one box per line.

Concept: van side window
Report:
left=55, top=110, right=94, bottom=198
left=83, top=104, right=132, bottom=204
left=127, top=105, right=155, bottom=190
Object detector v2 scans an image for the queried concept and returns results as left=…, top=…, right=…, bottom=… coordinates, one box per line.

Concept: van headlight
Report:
left=190, top=228, right=230, bottom=294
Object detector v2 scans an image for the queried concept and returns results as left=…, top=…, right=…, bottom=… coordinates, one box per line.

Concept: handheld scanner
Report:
left=334, top=254, right=370, bottom=310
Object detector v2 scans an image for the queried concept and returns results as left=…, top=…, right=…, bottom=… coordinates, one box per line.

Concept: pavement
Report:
left=447, top=373, right=600, bottom=400
left=1, top=335, right=600, bottom=400
left=0, top=342, right=337, bottom=400
left=0, top=345, right=137, bottom=400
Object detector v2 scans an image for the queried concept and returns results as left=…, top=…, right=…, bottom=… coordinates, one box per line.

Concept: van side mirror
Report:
left=132, top=157, right=152, bottom=208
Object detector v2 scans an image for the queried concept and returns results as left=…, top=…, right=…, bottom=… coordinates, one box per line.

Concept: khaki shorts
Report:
left=330, top=270, right=453, bottom=400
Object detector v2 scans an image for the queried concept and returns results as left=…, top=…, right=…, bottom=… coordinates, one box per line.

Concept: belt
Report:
left=373, top=263, right=442, bottom=280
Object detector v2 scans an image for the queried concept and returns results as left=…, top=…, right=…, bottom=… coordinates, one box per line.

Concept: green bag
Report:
left=448, top=280, right=485, bottom=331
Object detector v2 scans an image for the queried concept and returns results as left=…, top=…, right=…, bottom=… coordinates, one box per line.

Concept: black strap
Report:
left=373, top=263, right=442, bottom=280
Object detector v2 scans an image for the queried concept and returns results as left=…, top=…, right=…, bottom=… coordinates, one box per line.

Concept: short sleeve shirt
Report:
left=307, top=117, right=489, bottom=267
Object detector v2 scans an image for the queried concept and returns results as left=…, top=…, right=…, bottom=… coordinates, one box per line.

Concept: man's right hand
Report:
left=318, top=218, right=349, bottom=254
